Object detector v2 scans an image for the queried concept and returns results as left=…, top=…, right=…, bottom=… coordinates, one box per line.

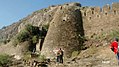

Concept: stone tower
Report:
left=41, top=3, right=84, bottom=58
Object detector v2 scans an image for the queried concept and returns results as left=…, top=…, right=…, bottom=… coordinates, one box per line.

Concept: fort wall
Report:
left=81, top=2, right=119, bottom=39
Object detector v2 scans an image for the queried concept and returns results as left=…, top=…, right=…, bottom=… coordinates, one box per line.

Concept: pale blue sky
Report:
left=0, top=0, right=119, bottom=29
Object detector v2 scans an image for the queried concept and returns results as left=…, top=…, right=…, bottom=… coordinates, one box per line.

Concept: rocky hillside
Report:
left=0, top=3, right=58, bottom=44
left=0, top=2, right=119, bottom=67
left=0, top=3, right=84, bottom=57
left=0, top=22, right=21, bottom=44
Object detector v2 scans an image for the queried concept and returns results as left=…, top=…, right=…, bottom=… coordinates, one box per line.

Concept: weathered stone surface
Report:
left=41, top=4, right=84, bottom=58
left=102, top=4, right=110, bottom=13
left=112, top=2, right=119, bottom=10
left=112, top=2, right=119, bottom=14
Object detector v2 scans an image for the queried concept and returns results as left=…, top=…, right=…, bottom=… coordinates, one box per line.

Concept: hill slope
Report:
left=0, top=2, right=119, bottom=67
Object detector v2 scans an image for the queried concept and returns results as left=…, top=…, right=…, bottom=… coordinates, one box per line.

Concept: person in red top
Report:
left=110, top=38, right=118, bottom=54
left=110, top=37, right=119, bottom=65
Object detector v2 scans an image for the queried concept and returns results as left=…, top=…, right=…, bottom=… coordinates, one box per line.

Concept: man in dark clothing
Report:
left=59, top=48, right=63, bottom=63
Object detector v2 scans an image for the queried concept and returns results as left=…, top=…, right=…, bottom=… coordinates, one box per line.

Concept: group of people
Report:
left=55, top=48, right=64, bottom=63
left=110, top=37, right=119, bottom=65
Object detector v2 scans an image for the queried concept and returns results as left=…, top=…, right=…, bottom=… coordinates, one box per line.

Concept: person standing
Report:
left=59, top=48, right=64, bottom=63
left=56, top=49, right=60, bottom=63
left=110, top=37, right=119, bottom=65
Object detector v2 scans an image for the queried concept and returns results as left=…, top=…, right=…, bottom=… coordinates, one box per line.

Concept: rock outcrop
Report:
left=0, top=22, right=21, bottom=43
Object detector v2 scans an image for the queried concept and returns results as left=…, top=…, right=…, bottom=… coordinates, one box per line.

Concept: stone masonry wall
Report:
left=81, top=2, right=119, bottom=39
left=41, top=3, right=84, bottom=58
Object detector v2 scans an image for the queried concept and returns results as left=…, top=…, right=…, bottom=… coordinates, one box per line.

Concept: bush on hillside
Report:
left=17, top=30, right=29, bottom=43
left=0, top=54, right=11, bottom=67
left=12, top=38, right=19, bottom=47
left=25, top=24, right=40, bottom=36
left=42, top=24, right=49, bottom=31
left=32, top=36, right=39, bottom=44
left=110, top=30, right=119, bottom=38
left=16, top=24, right=40, bottom=43
left=71, top=51, right=79, bottom=58
left=96, top=30, right=119, bottom=42
left=14, top=24, right=48, bottom=52
left=38, top=55, right=46, bottom=62
left=23, top=52, right=32, bottom=61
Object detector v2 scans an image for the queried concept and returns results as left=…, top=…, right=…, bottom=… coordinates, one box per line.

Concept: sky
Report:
left=0, top=0, right=119, bottom=29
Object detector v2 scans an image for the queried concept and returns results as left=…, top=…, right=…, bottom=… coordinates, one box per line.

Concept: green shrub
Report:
left=14, top=24, right=48, bottom=52
left=16, top=24, right=40, bottom=43
left=32, top=36, right=39, bottom=44
left=71, top=51, right=79, bottom=58
left=103, top=30, right=119, bottom=41
left=42, top=24, right=49, bottom=31
left=110, top=30, right=119, bottom=38
left=17, top=30, right=29, bottom=43
left=12, top=38, right=19, bottom=47
left=38, top=55, right=46, bottom=62
left=36, top=8, right=50, bottom=13
left=15, top=24, right=48, bottom=44
left=0, top=54, right=11, bottom=67
left=25, top=24, right=40, bottom=35
left=94, top=33, right=106, bottom=40
left=23, top=52, right=32, bottom=61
